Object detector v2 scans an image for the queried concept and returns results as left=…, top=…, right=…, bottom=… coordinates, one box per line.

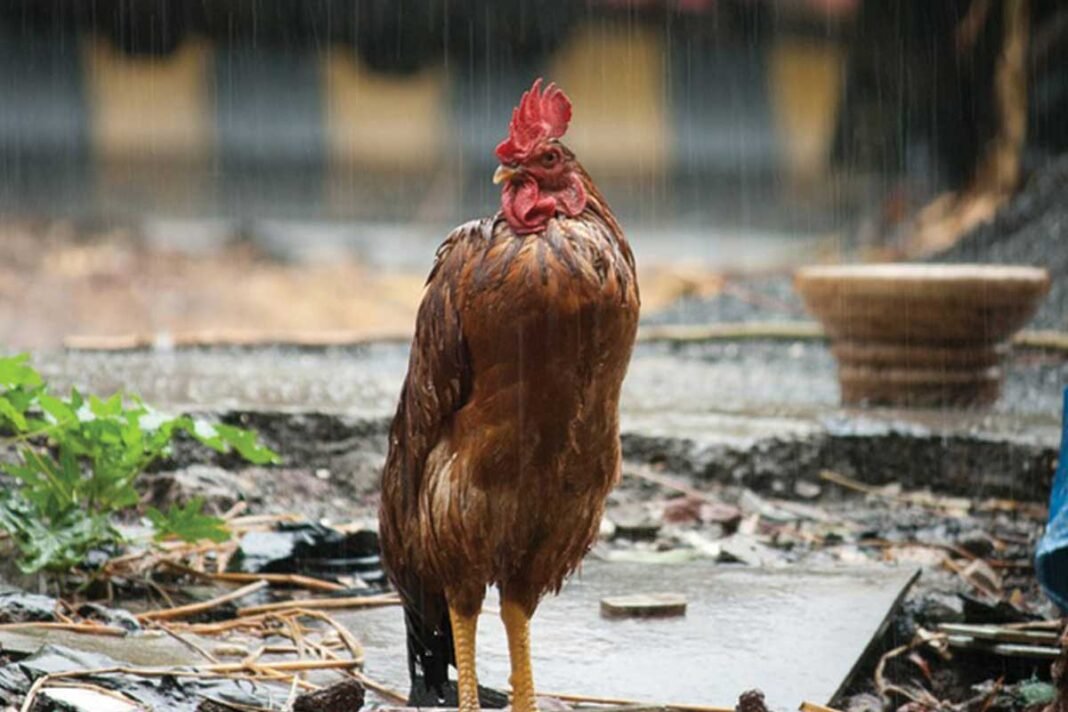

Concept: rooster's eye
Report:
left=541, top=151, right=558, bottom=167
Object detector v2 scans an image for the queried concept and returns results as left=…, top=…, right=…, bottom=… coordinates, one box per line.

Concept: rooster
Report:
left=378, top=78, right=640, bottom=711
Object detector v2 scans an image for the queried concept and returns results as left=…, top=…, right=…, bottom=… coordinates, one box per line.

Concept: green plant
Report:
left=0, top=354, right=278, bottom=573
left=146, top=497, right=231, bottom=544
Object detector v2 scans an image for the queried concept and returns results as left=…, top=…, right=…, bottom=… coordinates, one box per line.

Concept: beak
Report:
left=493, top=164, right=519, bottom=185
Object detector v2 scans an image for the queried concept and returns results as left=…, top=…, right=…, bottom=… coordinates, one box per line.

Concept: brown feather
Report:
left=379, top=164, right=639, bottom=697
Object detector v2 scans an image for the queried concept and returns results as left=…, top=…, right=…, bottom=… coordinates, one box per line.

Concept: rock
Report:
left=0, top=591, right=57, bottom=624
left=75, top=603, right=140, bottom=633
left=736, top=689, right=770, bottom=712
left=794, top=479, right=822, bottom=499
left=676, top=529, right=724, bottom=559
left=598, top=516, right=616, bottom=539
left=843, top=692, right=885, bottom=712
left=293, top=678, right=365, bottom=712
left=600, top=593, right=687, bottom=619
left=718, top=534, right=783, bottom=567
left=912, top=591, right=965, bottom=625
left=740, top=489, right=799, bottom=523
left=143, top=465, right=250, bottom=516
left=700, top=501, right=743, bottom=531
left=609, top=505, right=661, bottom=541
left=41, top=686, right=140, bottom=711
left=662, top=496, right=703, bottom=524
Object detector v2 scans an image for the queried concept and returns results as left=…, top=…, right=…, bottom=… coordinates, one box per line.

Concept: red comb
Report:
left=495, top=78, right=572, bottom=164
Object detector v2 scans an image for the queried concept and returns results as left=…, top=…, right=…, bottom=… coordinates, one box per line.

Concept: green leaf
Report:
left=38, top=393, right=76, bottom=426
left=0, top=355, right=276, bottom=573
left=89, top=393, right=123, bottom=418
left=0, top=396, right=27, bottom=431
left=147, top=498, right=230, bottom=543
left=215, top=423, right=280, bottom=465
left=0, top=354, right=42, bottom=389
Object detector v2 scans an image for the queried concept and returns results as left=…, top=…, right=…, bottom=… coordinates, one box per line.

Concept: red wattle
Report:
left=502, top=178, right=556, bottom=235
left=501, top=175, right=588, bottom=235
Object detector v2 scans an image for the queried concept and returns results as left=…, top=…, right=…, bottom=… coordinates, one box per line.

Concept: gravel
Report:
left=932, top=154, right=1068, bottom=330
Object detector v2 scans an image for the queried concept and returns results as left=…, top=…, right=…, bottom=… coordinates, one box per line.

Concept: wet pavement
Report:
left=29, top=340, right=1066, bottom=425
left=341, top=559, right=919, bottom=710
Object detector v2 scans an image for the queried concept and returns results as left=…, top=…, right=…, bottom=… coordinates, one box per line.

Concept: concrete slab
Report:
left=340, top=560, right=918, bottom=711
left=0, top=628, right=205, bottom=668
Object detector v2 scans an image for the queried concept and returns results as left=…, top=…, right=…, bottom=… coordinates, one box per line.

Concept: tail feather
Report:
left=401, top=590, right=509, bottom=708
left=402, top=588, right=453, bottom=704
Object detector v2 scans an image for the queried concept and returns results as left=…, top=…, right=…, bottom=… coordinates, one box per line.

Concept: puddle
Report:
left=340, top=559, right=917, bottom=710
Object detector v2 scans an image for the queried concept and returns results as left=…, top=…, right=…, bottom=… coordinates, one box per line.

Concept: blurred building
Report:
left=0, top=0, right=1063, bottom=230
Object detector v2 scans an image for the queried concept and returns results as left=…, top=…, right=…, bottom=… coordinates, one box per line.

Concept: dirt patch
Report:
left=0, top=221, right=426, bottom=349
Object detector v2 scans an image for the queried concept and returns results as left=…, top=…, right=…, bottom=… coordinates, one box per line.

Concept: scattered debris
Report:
left=940, top=622, right=1063, bottom=660
left=1045, top=627, right=1068, bottom=712
left=0, top=644, right=282, bottom=712
left=233, top=522, right=384, bottom=587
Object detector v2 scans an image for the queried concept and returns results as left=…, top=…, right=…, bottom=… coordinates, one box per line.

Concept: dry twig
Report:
left=138, top=580, right=268, bottom=622
left=238, top=594, right=400, bottom=617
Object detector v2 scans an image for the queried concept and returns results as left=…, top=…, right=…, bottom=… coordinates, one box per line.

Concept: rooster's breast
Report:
left=452, top=215, right=639, bottom=491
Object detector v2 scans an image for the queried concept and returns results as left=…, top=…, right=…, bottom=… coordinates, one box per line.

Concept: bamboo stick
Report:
left=537, top=689, right=733, bottom=712
left=161, top=560, right=346, bottom=593
left=237, top=594, right=400, bottom=617
left=138, top=580, right=268, bottom=622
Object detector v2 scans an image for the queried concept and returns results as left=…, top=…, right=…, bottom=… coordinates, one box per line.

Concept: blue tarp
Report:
left=1036, top=388, right=1068, bottom=612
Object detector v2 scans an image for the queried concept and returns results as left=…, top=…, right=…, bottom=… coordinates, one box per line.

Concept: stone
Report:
left=912, top=591, right=966, bottom=625
left=718, top=534, right=783, bottom=567
left=600, top=593, right=687, bottom=619
left=794, top=479, right=822, bottom=499
left=609, top=505, right=661, bottom=541
left=0, top=591, right=57, bottom=624
left=40, top=687, right=140, bottom=712
left=292, top=678, right=366, bottom=712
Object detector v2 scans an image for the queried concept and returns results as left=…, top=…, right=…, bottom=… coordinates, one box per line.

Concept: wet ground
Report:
left=341, top=561, right=919, bottom=710
left=0, top=337, right=1062, bottom=710
left=28, top=340, right=1066, bottom=508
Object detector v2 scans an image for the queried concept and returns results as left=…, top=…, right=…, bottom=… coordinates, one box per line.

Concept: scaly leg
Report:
left=448, top=602, right=482, bottom=712
left=501, top=598, right=538, bottom=712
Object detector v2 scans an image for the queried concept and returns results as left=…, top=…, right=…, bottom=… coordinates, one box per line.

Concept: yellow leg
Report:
left=501, top=598, right=537, bottom=712
left=448, top=603, right=482, bottom=712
